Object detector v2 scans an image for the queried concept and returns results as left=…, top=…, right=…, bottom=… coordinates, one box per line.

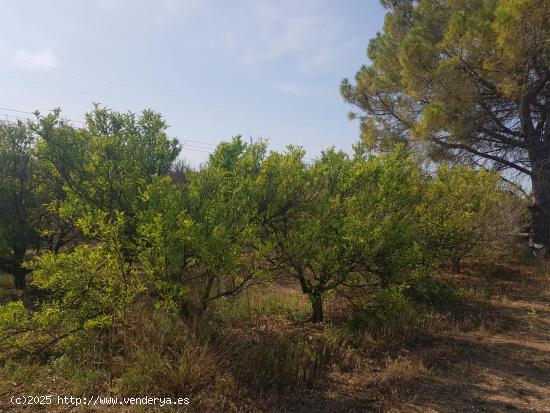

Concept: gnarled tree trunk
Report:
left=13, top=267, right=27, bottom=290
left=310, top=294, right=324, bottom=323
left=530, top=145, right=550, bottom=258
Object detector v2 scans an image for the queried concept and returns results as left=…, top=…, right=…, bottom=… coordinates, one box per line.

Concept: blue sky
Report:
left=0, top=0, right=386, bottom=165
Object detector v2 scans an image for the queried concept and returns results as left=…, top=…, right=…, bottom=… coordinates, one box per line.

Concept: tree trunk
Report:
left=13, top=268, right=27, bottom=290
left=310, top=294, right=324, bottom=323
left=380, top=273, right=390, bottom=289
left=10, top=247, right=28, bottom=290
left=451, top=256, right=461, bottom=273
left=531, top=160, right=550, bottom=258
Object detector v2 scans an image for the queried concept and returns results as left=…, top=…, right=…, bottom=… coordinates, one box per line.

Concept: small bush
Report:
left=352, top=285, right=418, bottom=339
left=411, top=277, right=457, bottom=310
left=0, top=358, right=50, bottom=397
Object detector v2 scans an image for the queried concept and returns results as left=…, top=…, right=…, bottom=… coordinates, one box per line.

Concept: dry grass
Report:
left=378, top=356, right=429, bottom=384
left=213, top=285, right=310, bottom=323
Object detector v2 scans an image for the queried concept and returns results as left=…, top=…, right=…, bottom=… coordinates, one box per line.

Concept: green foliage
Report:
left=35, top=105, right=180, bottom=243
left=0, top=100, right=526, bottom=407
left=345, top=148, right=429, bottom=287
left=0, top=298, right=81, bottom=359
left=256, top=146, right=357, bottom=321
left=418, top=165, right=506, bottom=269
left=255, top=145, right=514, bottom=321
left=135, top=176, right=192, bottom=312
left=342, top=0, right=549, bottom=157
left=0, top=126, right=275, bottom=358
left=0, top=121, right=44, bottom=288
left=411, top=276, right=457, bottom=310
left=342, top=0, right=549, bottom=253
left=0, top=107, right=185, bottom=358
left=31, top=242, right=134, bottom=328
left=181, top=137, right=270, bottom=310
left=353, top=285, right=417, bottom=338
left=208, top=135, right=248, bottom=170
left=0, top=301, right=32, bottom=359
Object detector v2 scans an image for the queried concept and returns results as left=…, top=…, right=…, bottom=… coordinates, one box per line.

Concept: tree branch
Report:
left=432, top=138, right=532, bottom=175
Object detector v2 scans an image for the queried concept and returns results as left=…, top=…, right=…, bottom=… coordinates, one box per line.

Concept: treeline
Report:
left=0, top=106, right=525, bottom=361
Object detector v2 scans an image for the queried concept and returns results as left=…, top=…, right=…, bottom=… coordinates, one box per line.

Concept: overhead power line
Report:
left=0, top=54, right=330, bottom=137
left=1, top=54, right=243, bottom=115
left=0, top=110, right=318, bottom=162
left=0, top=105, right=218, bottom=155
left=182, top=139, right=217, bottom=147
left=0, top=106, right=85, bottom=125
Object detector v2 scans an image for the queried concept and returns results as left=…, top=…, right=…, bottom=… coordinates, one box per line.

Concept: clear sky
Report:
left=0, top=0, right=386, bottom=165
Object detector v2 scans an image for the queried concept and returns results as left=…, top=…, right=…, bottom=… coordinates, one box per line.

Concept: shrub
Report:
left=410, top=277, right=458, bottom=310
left=352, top=285, right=418, bottom=339
left=0, top=358, right=43, bottom=387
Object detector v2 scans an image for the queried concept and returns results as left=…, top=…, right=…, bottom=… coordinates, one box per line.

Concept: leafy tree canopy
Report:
left=342, top=0, right=550, bottom=246
left=35, top=105, right=181, bottom=246
left=0, top=121, right=42, bottom=289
